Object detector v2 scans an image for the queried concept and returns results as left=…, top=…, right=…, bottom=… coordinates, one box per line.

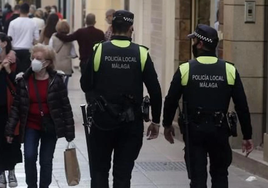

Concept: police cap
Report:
left=188, top=24, right=219, bottom=49
left=112, top=10, right=134, bottom=26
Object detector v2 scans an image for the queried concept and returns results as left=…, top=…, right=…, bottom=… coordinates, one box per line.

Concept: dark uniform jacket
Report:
left=5, top=68, right=75, bottom=142
left=163, top=53, right=252, bottom=140
left=81, top=35, right=162, bottom=124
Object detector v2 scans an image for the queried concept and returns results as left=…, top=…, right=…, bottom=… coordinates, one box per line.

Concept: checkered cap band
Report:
left=113, top=16, right=134, bottom=24
left=194, top=32, right=213, bottom=43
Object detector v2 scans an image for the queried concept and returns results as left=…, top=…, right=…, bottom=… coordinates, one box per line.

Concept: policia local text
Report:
left=192, top=74, right=225, bottom=88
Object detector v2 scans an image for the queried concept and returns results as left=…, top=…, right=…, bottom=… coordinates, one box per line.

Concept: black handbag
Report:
left=33, top=75, right=56, bottom=135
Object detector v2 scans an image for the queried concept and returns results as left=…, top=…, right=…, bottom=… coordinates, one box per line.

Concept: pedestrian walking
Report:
left=49, top=20, right=77, bottom=88
left=80, top=10, right=162, bottom=188
left=162, top=24, right=254, bottom=188
left=39, top=13, right=58, bottom=45
left=0, top=33, right=22, bottom=188
left=5, top=44, right=75, bottom=188
left=8, top=3, right=39, bottom=73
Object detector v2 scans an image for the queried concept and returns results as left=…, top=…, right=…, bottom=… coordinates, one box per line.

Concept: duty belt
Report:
left=190, top=109, right=226, bottom=126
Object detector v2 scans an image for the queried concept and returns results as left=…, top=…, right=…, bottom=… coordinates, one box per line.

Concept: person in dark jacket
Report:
left=5, top=44, right=75, bottom=188
left=2, top=3, right=13, bottom=28
left=163, top=24, right=253, bottom=188
left=0, top=33, right=22, bottom=188
left=3, top=4, right=20, bottom=34
left=80, top=10, right=162, bottom=188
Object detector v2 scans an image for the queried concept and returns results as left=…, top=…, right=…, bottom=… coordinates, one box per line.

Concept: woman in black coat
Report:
left=6, top=44, right=75, bottom=188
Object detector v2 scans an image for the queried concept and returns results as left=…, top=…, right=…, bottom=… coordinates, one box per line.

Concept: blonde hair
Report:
left=31, top=44, right=56, bottom=70
left=35, top=9, right=43, bottom=18
left=56, top=20, right=70, bottom=34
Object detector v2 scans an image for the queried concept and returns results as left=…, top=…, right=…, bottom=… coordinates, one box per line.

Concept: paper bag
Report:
left=64, top=144, right=81, bottom=186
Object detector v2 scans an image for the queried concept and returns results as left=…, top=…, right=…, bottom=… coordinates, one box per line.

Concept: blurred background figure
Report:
left=44, top=6, right=51, bottom=22
left=28, top=4, right=36, bottom=18
left=33, top=9, right=45, bottom=33
left=51, top=5, right=63, bottom=20
left=2, top=3, right=13, bottom=29
left=8, top=3, right=39, bottom=73
left=0, top=33, right=22, bottom=188
left=104, top=9, right=115, bottom=41
left=50, top=20, right=77, bottom=88
left=55, top=13, right=104, bottom=73
left=4, top=4, right=20, bottom=34
left=39, top=13, right=59, bottom=45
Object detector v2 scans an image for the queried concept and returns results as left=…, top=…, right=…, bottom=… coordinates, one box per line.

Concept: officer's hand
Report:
left=242, top=139, right=254, bottom=157
left=164, top=126, right=175, bottom=144
left=146, top=122, right=160, bottom=140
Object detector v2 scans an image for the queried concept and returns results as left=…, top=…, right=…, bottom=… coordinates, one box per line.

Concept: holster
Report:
left=92, top=95, right=136, bottom=130
left=227, top=111, right=238, bottom=137
left=141, top=96, right=150, bottom=122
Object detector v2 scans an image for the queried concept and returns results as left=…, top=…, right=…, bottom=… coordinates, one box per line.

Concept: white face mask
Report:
left=51, top=8, right=56, bottom=13
left=31, top=59, right=44, bottom=72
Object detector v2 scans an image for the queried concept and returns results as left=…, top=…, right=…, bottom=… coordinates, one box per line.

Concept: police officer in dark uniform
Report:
left=162, top=24, right=254, bottom=188
left=80, top=10, right=162, bottom=188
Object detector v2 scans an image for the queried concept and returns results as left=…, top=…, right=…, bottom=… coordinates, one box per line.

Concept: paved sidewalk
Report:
left=13, top=70, right=268, bottom=188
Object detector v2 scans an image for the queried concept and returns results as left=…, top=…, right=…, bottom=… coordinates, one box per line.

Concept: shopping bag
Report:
left=64, top=142, right=81, bottom=186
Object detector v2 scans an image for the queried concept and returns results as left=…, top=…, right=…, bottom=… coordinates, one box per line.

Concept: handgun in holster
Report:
left=141, top=96, right=150, bottom=122
left=99, top=96, right=119, bottom=118
left=227, top=111, right=238, bottom=137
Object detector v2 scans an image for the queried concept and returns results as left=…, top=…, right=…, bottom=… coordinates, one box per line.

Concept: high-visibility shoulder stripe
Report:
left=196, top=56, right=218, bottom=64
left=226, top=62, right=236, bottom=85
left=139, top=46, right=148, bottom=72
left=94, top=43, right=102, bottom=72
left=180, top=62, right=190, bottom=86
left=93, top=43, right=100, bottom=51
left=111, top=40, right=131, bottom=47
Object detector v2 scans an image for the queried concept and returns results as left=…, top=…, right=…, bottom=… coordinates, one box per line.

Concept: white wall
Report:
left=129, top=0, right=175, bottom=95
left=41, top=0, right=57, bottom=8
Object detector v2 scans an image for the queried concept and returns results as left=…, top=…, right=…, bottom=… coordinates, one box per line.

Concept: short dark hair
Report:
left=112, top=24, right=131, bottom=34
left=4, top=3, right=12, bottom=10
left=0, top=32, right=12, bottom=54
left=86, top=13, right=96, bottom=25
left=20, top=3, right=30, bottom=14
left=52, top=5, right=58, bottom=12
left=14, top=4, right=20, bottom=11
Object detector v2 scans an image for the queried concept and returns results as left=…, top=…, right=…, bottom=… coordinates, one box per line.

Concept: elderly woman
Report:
left=5, top=44, right=75, bottom=188
left=0, top=33, right=22, bottom=188
left=49, top=20, right=77, bottom=88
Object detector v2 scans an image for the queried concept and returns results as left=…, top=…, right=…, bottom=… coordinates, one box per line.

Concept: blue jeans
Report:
left=24, top=128, right=57, bottom=188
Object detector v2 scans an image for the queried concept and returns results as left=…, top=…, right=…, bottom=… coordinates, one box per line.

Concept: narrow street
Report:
left=13, top=70, right=268, bottom=188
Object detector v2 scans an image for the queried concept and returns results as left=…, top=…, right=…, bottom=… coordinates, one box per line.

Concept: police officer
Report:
left=80, top=10, right=162, bottom=188
left=162, top=24, right=254, bottom=188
